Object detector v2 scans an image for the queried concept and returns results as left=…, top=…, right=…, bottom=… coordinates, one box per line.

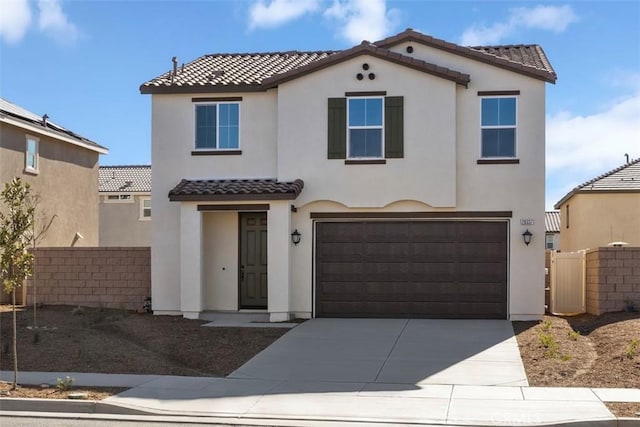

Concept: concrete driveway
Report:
left=229, top=318, right=528, bottom=387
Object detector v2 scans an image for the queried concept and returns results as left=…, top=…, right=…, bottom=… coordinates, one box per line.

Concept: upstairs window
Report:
left=195, top=103, right=239, bottom=150
left=481, top=97, right=516, bottom=158
left=348, top=97, right=383, bottom=158
left=25, top=136, right=39, bottom=173
left=545, top=234, right=554, bottom=250
left=328, top=95, right=403, bottom=161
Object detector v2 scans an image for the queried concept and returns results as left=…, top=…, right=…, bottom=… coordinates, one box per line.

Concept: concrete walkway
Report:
left=2, top=371, right=639, bottom=425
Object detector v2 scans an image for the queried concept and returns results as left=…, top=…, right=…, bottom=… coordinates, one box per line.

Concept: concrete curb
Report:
left=0, top=397, right=150, bottom=415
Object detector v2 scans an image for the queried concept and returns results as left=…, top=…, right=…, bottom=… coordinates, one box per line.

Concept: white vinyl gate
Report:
left=549, top=251, right=586, bottom=315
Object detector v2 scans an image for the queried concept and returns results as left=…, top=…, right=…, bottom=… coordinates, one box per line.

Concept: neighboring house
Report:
left=140, top=29, right=557, bottom=321
left=544, top=211, right=560, bottom=250
left=554, top=158, right=640, bottom=252
left=98, top=165, right=152, bottom=247
left=0, top=97, right=108, bottom=247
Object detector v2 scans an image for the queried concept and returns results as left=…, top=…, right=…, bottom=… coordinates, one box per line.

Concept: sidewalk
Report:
left=1, top=371, right=639, bottom=426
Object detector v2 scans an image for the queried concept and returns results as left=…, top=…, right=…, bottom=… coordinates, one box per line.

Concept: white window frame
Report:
left=479, top=96, right=518, bottom=159
left=545, top=234, right=555, bottom=250
left=193, top=102, right=241, bottom=151
left=25, top=135, right=39, bottom=174
left=139, top=197, right=151, bottom=221
left=347, top=96, right=384, bottom=159
left=104, top=194, right=134, bottom=203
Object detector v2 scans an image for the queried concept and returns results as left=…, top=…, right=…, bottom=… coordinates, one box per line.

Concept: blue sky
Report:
left=1, top=0, right=639, bottom=209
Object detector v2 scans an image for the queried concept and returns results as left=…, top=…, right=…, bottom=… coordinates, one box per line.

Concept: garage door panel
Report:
left=364, top=262, right=410, bottom=281
left=316, top=221, right=507, bottom=319
left=364, top=222, right=410, bottom=241
left=317, top=242, right=363, bottom=261
left=411, top=242, right=456, bottom=260
left=457, top=242, right=506, bottom=261
left=409, top=222, right=457, bottom=241
left=364, top=242, right=410, bottom=260
left=365, top=282, right=409, bottom=301
left=318, top=223, right=363, bottom=242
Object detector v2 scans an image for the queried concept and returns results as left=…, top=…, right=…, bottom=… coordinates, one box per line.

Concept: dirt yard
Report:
left=1, top=305, right=638, bottom=417
left=513, top=311, right=640, bottom=417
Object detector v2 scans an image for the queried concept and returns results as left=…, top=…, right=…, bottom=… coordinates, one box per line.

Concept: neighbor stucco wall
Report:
left=0, top=122, right=100, bottom=247
left=558, top=193, right=640, bottom=252
left=99, top=194, right=151, bottom=246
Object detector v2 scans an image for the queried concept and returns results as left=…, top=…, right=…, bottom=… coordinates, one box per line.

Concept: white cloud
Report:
left=248, top=0, right=321, bottom=30
left=546, top=81, right=640, bottom=208
left=324, top=0, right=400, bottom=44
left=37, top=0, right=78, bottom=44
left=0, top=0, right=32, bottom=43
left=461, top=5, right=578, bottom=46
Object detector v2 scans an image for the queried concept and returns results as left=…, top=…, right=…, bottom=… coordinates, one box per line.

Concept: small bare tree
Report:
left=25, top=193, right=56, bottom=327
left=0, top=178, right=35, bottom=389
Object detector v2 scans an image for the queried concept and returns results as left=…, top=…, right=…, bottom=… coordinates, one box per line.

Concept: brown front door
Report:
left=239, top=212, right=268, bottom=309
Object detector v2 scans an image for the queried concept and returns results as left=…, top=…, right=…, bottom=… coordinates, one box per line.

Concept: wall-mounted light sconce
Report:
left=291, top=229, right=301, bottom=245
left=522, top=229, right=532, bottom=246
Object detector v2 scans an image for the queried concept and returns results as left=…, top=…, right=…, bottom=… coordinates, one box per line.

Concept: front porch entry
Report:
left=239, top=212, right=268, bottom=309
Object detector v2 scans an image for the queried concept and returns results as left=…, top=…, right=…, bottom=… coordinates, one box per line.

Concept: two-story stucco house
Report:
left=141, top=29, right=556, bottom=321
left=0, top=97, right=108, bottom=246
left=99, top=165, right=152, bottom=247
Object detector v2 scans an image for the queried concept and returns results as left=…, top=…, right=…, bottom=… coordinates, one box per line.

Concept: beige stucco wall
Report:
left=149, top=47, right=547, bottom=320
left=558, top=193, right=640, bottom=252
left=0, top=122, right=100, bottom=246
left=99, top=194, right=151, bottom=246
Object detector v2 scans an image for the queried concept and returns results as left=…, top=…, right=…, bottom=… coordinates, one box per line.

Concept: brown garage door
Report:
left=315, top=221, right=507, bottom=319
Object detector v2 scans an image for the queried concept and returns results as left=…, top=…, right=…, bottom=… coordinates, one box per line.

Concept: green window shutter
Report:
left=327, top=98, right=346, bottom=159
left=385, top=96, right=404, bottom=158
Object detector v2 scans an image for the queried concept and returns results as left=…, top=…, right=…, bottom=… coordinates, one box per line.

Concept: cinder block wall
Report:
left=585, top=247, right=640, bottom=315
left=25, top=247, right=151, bottom=311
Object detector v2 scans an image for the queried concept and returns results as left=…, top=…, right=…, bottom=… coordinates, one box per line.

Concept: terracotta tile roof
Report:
left=374, top=29, right=556, bottom=83
left=141, top=51, right=335, bottom=94
left=99, top=165, right=151, bottom=193
left=545, top=211, right=561, bottom=233
left=140, top=29, right=555, bottom=94
left=0, top=97, right=107, bottom=153
left=168, top=178, right=304, bottom=201
left=554, top=158, right=640, bottom=208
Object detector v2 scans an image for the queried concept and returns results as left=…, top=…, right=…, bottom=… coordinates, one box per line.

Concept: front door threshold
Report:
left=199, top=311, right=270, bottom=323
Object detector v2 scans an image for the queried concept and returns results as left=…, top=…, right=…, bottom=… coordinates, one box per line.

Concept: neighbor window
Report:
left=195, top=103, right=239, bottom=150
left=25, top=136, right=39, bottom=173
left=481, top=97, right=516, bottom=158
left=106, top=194, right=132, bottom=202
left=545, top=234, right=554, bottom=250
left=140, top=197, right=151, bottom=220
left=348, top=97, right=383, bottom=158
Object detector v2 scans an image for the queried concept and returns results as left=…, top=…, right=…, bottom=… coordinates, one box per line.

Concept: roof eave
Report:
left=140, top=83, right=268, bottom=95
left=0, top=114, right=108, bottom=154
left=168, top=192, right=300, bottom=202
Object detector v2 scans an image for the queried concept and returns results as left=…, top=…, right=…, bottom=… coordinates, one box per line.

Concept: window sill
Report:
left=192, top=150, right=242, bottom=156
left=477, top=158, right=520, bottom=165
left=345, top=159, right=387, bottom=165
left=23, top=168, right=39, bottom=175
